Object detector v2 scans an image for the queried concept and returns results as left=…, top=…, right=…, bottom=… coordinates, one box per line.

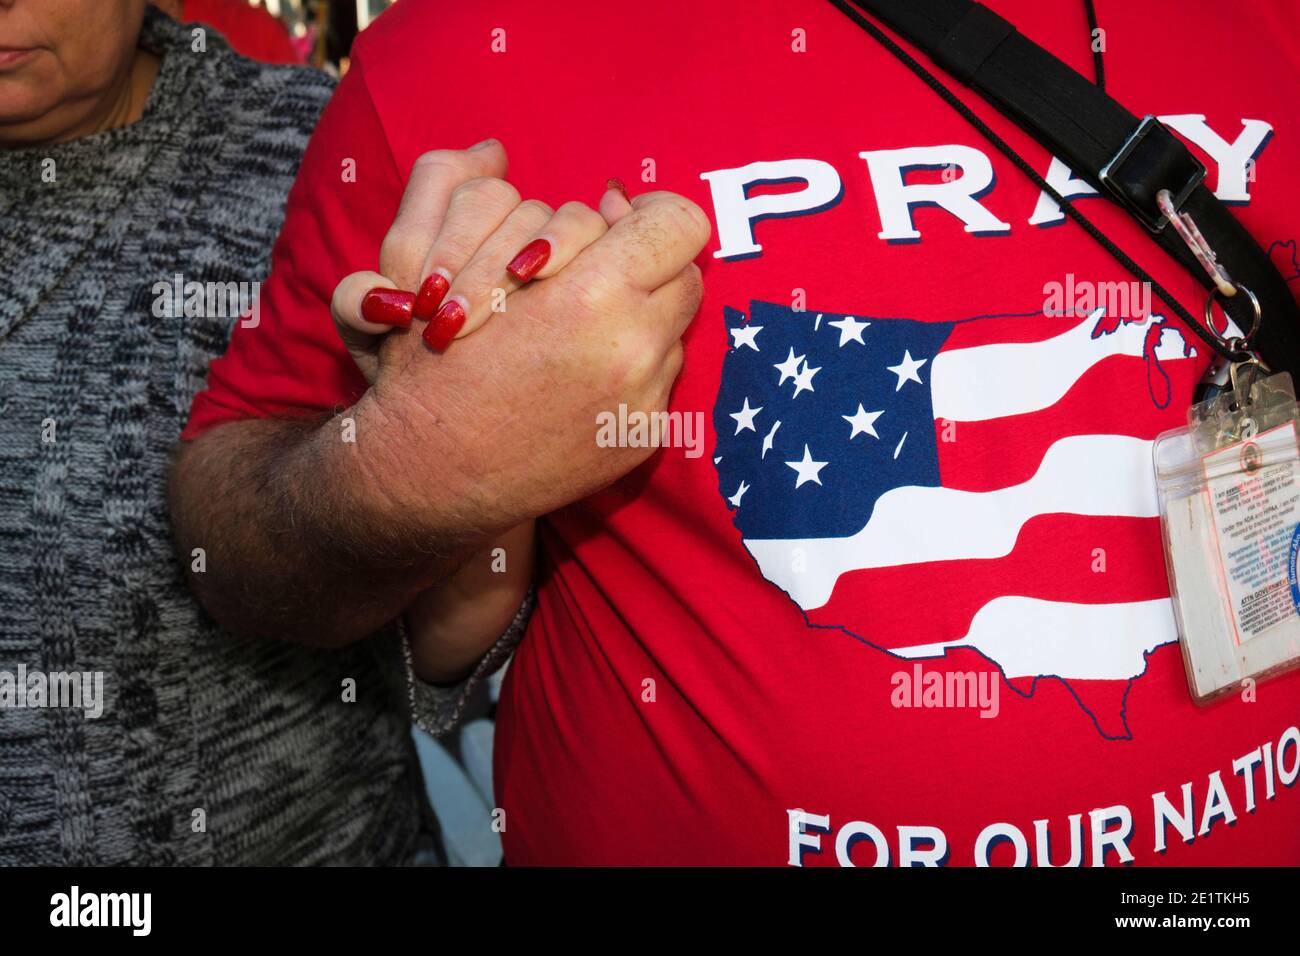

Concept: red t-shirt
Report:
left=182, top=0, right=301, bottom=65
left=184, top=0, right=1300, bottom=865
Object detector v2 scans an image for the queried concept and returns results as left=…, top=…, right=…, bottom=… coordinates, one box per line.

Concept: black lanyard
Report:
left=827, top=0, right=1300, bottom=374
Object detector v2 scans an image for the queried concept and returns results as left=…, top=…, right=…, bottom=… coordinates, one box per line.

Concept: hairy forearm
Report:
left=167, top=404, right=487, bottom=646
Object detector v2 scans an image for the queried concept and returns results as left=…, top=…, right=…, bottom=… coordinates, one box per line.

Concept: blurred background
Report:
left=171, top=0, right=398, bottom=73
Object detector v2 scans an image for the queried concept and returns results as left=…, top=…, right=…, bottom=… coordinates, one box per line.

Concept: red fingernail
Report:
left=361, top=288, right=414, bottom=327
left=423, top=298, right=467, bottom=351
left=505, top=238, right=552, bottom=282
left=414, top=272, right=450, bottom=320
left=606, top=177, right=629, bottom=202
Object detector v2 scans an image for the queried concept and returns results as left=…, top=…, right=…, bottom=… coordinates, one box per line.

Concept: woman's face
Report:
left=0, top=0, right=150, bottom=144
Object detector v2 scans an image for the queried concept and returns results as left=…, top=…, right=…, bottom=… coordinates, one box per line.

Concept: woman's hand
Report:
left=329, top=139, right=632, bottom=380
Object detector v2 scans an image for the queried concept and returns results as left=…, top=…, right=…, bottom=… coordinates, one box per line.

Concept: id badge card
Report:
left=1154, top=369, right=1300, bottom=703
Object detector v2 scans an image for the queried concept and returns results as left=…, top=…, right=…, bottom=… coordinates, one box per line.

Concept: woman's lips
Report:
left=0, top=49, right=37, bottom=70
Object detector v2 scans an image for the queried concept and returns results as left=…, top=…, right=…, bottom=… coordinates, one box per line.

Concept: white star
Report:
left=791, top=361, right=821, bottom=398
left=843, top=404, right=884, bottom=439
left=887, top=350, right=927, bottom=391
left=727, top=480, right=750, bottom=508
left=729, top=397, right=763, bottom=434
left=785, top=445, right=828, bottom=488
left=761, top=420, right=781, bottom=459
left=774, top=348, right=805, bottom=386
left=730, top=324, right=763, bottom=351
left=828, top=315, right=870, bottom=347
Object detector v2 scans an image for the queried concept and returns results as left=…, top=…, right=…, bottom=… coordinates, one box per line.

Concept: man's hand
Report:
left=359, top=206, right=708, bottom=541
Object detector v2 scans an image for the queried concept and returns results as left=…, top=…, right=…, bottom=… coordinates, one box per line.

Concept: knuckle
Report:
left=648, top=194, right=712, bottom=246
left=632, top=189, right=675, bottom=205
left=622, top=212, right=674, bottom=264
left=565, top=265, right=621, bottom=313
left=605, top=332, right=661, bottom=394
left=557, top=200, right=604, bottom=228
left=433, top=230, right=482, bottom=268
left=516, top=198, right=555, bottom=221
left=378, top=231, right=423, bottom=281
left=452, top=176, right=520, bottom=209
left=411, top=149, right=472, bottom=175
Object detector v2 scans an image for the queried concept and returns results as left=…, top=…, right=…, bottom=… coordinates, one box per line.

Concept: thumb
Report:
left=331, top=271, right=413, bottom=384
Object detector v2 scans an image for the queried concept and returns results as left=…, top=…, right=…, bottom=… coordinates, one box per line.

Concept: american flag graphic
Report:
left=713, top=298, right=1207, bottom=738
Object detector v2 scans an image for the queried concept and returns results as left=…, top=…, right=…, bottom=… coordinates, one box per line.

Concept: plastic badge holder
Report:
left=1154, top=370, right=1300, bottom=704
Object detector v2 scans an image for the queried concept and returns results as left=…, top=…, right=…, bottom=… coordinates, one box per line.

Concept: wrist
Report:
left=407, top=578, right=536, bottom=685
left=406, top=521, right=536, bottom=681
left=311, top=391, right=483, bottom=587
left=360, top=388, right=473, bottom=531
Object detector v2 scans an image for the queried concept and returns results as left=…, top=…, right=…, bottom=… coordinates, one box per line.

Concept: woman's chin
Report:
left=0, top=82, right=73, bottom=143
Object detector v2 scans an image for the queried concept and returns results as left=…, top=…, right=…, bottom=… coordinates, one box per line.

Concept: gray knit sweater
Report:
left=0, top=12, right=432, bottom=865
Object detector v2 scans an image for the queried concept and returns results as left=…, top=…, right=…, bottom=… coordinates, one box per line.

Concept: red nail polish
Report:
left=606, top=177, right=629, bottom=202
left=423, top=299, right=467, bottom=351
left=361, top=288, right=414, bottom=327
left=505, top=238, right=552, bottom=282
left=414, top=272, right=450, bottom=320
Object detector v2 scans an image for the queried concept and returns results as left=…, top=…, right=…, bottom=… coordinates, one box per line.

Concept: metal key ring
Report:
left=1204, top=283, right=1261, bottom=356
